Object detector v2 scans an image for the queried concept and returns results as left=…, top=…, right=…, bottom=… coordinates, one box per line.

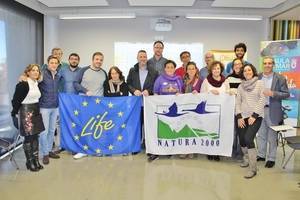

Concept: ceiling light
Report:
left=186, top=14, right=263, bottom=21
left=59, top=13, right=136, bottom=19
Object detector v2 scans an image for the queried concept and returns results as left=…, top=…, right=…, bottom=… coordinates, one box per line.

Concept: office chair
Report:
left=282, top=127, right=300, bottom=169
left=0, top=131, right=22, bottom=170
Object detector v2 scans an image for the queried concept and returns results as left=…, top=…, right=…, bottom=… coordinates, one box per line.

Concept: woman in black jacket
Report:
left=11, top=64, right=45, bottom=172
left=103, top=66, right=129, bottom=97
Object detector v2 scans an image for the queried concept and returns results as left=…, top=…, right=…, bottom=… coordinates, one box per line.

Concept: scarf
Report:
left=241, top=77, right=258, bottom=92
left=207, top=74, right=226, bottom=88
left=108, top=79, right=123, bottom=93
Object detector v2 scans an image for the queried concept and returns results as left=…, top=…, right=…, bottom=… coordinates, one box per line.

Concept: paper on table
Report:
left=270, top=125, right=294, bottom=132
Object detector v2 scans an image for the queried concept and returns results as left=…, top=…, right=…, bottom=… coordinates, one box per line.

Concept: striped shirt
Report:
left=227, top=76, right=242, bottom=95
left=235, top=79, right=265, bottom=118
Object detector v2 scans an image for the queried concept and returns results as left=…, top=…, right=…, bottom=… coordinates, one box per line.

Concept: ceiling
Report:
left=272, top=4, right=300, bottom=20
left=15, top=0, right=300, bottom=19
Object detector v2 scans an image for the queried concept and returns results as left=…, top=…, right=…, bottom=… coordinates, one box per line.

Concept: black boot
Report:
left=31, top=139, right=43, bottom=170
left=23, top=142, right=39, bottom=172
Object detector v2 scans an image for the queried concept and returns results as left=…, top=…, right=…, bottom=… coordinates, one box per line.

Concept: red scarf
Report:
left=207, top=74, right=226, bottom=88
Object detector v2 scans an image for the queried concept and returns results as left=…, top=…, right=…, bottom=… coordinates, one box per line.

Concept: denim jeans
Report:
left=39, top=108, right=59, bottom=157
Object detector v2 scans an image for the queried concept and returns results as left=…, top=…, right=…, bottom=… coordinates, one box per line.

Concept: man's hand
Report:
left=263, top=89, right=273, bottom=97
left=86, top=91, right=92, bottom=96
left=134, top=90, right=142, bottom=96
left=19, top=74, right=27, bottom=82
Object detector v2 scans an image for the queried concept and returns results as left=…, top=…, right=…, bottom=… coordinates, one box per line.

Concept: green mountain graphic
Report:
left=158, top=119, right=219, bottom=139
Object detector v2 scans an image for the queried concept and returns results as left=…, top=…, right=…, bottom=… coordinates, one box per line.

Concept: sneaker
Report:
left=147, top=155, right=159, bottom=162
left=43, top=155, right=49, bottom=165
left=73, top=153, right=87, bottom=160
left=49, top=151, right=60, bottom=159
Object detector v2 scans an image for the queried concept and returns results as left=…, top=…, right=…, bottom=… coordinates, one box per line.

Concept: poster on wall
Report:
left=210, top=50, right=248, bottom=68
left=260, top=39, right=300, bottom=136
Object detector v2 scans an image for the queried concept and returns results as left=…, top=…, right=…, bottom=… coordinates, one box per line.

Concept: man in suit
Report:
left=126, top=50, right=159, bottom=153
left=257, top=56, right=290, bottom=168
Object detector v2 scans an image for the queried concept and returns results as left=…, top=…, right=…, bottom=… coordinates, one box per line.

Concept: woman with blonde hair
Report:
left=11, top=64, right=45, bottom=172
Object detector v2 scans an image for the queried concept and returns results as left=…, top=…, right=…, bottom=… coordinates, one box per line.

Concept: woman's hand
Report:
left=210, top=90, right=219, bottom=95
left=142, top=90, right=149, bottom=96
left=192, top=90, right=198, bottom=94
left=248, top=116, right=256, bottom=125
left=175, top=92, right=180, bottom=96
left=238, top=118, right=246, bottom=128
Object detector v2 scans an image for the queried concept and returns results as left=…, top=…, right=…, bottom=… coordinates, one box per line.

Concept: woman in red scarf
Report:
left=200, top=61, right=230, bottom=161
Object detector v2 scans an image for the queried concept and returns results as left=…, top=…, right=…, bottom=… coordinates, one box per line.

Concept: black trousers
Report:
left=237, top=117, right=262, bottom=149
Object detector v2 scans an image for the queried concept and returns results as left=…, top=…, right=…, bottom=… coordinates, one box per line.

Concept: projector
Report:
left=154, top=18, right=172, bottom=32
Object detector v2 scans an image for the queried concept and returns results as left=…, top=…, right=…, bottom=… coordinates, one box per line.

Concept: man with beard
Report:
left=73, top=52, right=108, bottom=159
left=225, top=43, right=251, bottom=75
left=148, top=40, right=168, bottom=75
left=52, top=53, right=81, bottom=154
left=60, top=53, right=81, bottom=94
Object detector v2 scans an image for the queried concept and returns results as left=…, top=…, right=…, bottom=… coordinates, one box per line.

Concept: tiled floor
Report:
left=0, top=147, right=299, bottom=200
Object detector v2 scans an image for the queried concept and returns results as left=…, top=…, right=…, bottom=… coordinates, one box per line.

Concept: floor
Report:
left=0, top=147, right=299, bottom=200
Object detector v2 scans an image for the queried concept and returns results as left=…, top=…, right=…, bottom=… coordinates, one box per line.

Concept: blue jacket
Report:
left=39, top=68, right=61, bottom=108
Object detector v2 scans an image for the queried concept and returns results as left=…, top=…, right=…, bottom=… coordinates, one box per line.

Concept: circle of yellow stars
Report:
left=72, top=98, right=127, bottom=154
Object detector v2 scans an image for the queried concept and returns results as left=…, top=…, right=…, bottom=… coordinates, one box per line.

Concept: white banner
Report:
left=144, top=93, right=235, bottom=156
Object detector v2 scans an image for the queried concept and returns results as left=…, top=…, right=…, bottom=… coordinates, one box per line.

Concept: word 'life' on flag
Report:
left=59, top=93, right=142, bottom=155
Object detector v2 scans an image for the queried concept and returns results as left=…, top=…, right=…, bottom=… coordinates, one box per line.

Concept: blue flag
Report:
left=59, top=93, right=142, bottom=155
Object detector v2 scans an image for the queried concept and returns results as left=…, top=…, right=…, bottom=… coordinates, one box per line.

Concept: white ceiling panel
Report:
left=128, top=0, right=196, bottom=7
left=38, top=0, right=109, bottom=7
left=212, top=0, right=287, bottom=8
left=273, top=5, right=300, bottom=20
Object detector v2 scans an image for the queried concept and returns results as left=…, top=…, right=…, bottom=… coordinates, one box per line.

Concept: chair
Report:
left=270, top=124, right=294, bottom=159
left=282, top=135, right=300, bottom=169
left=0, top=132, right=22, bottom=170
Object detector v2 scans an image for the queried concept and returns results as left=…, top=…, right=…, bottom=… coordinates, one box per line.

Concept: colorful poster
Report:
left=144, top=93, right=235, bottom=156
left=260, top=39, right=300, bottom=133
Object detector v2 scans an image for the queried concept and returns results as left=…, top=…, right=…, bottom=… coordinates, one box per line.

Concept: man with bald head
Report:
left=257, top=56, right=290, bottom=168
left=200, top=52, right=214, bottom=80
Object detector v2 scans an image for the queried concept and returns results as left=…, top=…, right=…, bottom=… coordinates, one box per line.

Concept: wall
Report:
left=44, top=17, right=269, bottom=71
left=44, top=16, right=59, bottom=61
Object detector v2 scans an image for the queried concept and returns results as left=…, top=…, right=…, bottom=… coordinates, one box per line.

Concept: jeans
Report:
left=257, top=107, right=278, bottom=161
left=39, top=108, right=59, bottom=156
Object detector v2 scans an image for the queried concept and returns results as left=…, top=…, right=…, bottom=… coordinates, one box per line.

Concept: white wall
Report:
left=44, top=16, right=59, bottom=61
left=44, top=17, right=269, bottom=71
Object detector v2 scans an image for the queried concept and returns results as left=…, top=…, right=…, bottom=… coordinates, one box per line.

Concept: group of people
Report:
left=11, top=41, right=290, bottom=179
